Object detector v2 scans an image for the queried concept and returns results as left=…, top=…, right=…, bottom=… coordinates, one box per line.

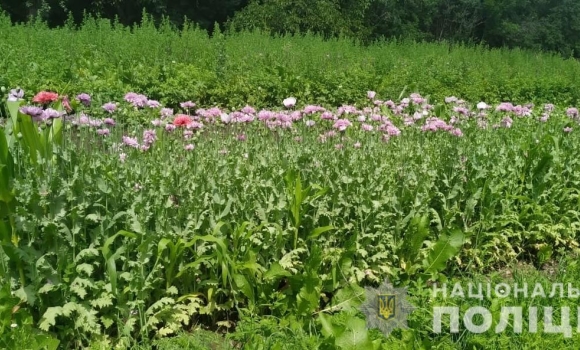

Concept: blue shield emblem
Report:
left=378, top=294, right=396, bottom=321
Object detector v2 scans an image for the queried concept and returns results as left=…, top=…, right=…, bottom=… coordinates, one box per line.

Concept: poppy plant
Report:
left=174, top=114, right=193, bottom=126
left=32, top=91, right=59, bottom=104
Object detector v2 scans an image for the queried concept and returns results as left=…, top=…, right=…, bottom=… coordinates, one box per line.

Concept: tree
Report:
left=227, top=0, right=371, bottom=39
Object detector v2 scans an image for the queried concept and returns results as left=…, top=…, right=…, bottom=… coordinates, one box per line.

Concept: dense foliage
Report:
left=3, top=12, right=580, bottom=350
left=2, top=0, right=580, bottom=57
left=2, top=84, right=580, bottom=348
left=1, top=12, right=580, bottom=116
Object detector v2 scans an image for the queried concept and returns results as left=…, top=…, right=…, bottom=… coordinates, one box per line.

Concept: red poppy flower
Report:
left=32, top=91, right=59, bottom=104
left=173, top=114, right=192, bottom=127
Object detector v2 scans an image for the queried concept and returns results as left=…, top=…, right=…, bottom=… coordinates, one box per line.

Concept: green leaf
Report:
left=101, top=316, right=114, bottom=329
left=538, top=245, right=553, bottom=265
left=263, top=262, right=291, bottom=281
left=335, top=317, right=373, bottom=349
left=0, top=131, right=14, bottom=203
left=90, top=294, right=114, bottom=309
left=38, top=283, right=56, bottom=294
left=33, top=334, right=60, bottom=350
left=309, top=225, right=334, bottom=239
left=433, top=103, right=446, bottom=118
left=6, top=100, right=24, bottom=122
left=296, top=274, right=321, bottom=315
left=97, top=178, right=111, bottom=194
left=75, top=247, right=99, bottom=262
left=145, top=297, right=175, bottom=315
left=175, top=256, right=212, bottom=278
left=14, top=285, right=37, bottom=306
left=105, top=256, right=118, bottom=296
left=0, top=219, right=10, bottom=243
left=425, top=229, right=464, bottom=274
left=233, top=274, right=254, bottom=301
left=49, top=117, right=63, bottom=148
left=102, top=230, right=138, bottom=259
left=330, top=284, right=365, bottom=311
left=401, top=215, right=430, bottom=264
left=319, top=313, right=345, bottom=339
left=70, top=284, right=88, bottom=299
left=62, top=302, right=77, bottom=317
left=102, top=230, right=137, bottom=296
left=39, top=306, right=63, bottom=331
left=17, top=113, right=44, bottom=165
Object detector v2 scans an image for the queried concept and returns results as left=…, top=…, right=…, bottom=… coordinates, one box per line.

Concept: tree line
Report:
left=1, top=0, right=579, bottom=58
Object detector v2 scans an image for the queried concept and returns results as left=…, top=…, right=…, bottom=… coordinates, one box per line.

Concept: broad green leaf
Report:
left=6, top=100, right=23, bottom=124
left=318, top=313, right=345, bottom=339
left=233, top=273, right=254, bottom=301
left=97, top=178, right=111, bottom=194
left=400, top=215, right=430, bottom=264
left=263, top=262, right=291, bottom=281
left=296, top=274, right=320, bottom=315
left=14, top=285, right=37, bottom=306
left=330, top=284, right=365, bottom=311
left=335, top=317, right=373, bottom=349
left=17, top=113, right=44, bottom=165
left=425, top=229, right=464, bottom=274
left=49, top=117, right=63, bottom=148
left=33, top=334, right=60, bottom=350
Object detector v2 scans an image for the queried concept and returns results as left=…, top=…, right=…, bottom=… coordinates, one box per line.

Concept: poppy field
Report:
left=3, top=85, right=580, bottom=349
left=3, top=11, right=580, bottom=350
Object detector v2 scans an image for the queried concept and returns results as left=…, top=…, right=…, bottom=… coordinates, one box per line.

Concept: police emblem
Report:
left=360, top=279, right=414, bottom=336
left=378, top=294, right=396, bottom=321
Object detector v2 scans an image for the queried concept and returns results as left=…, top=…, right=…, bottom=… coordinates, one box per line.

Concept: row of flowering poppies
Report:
left=6, top=89, right=578, bottom=151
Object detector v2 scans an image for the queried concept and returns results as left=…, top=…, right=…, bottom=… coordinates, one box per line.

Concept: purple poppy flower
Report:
left=8, top=88, right=24, bottom=101
left=147, top=100, right=161, bottom=108
left=180, top=101, right=196, bottom=109
left=122, top=136, right=140, bottom=148
left=102, top=102, right=117, bottom=113
left=124, top=92, right=148, bottom=108
left=566, top=108, right=578, bottom=118
left=103, top=118, right=116, bottom=126
left=20, top=106, right=43, bottom=118
left=142, top=130, right=157, bottom=145
left=42, top=108, right=62, bottom=119
left=333, top=119, right=352, bottom=131
left=241, top=105, right=256, bottom=114
left=76, top=93, right=91, bottom=106
left=165, top=124, right=176, bottom=132
left=89, top=119, right=103, bottom=127
left=160, top=108, right=173, bottom=119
